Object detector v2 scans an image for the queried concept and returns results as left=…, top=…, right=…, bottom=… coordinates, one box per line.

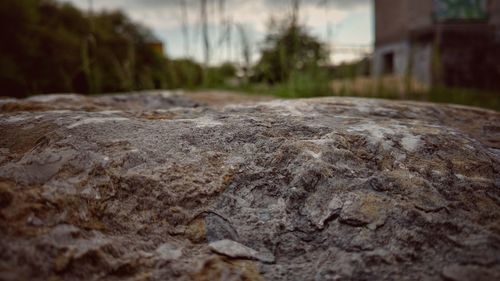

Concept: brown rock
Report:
left=0, top=91, right=499, bottom=280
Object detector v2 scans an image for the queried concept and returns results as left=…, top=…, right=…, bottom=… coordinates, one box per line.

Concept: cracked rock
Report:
left=339, top=192, right=387, bottom=230
left=0, top=91, right=499, bottom=280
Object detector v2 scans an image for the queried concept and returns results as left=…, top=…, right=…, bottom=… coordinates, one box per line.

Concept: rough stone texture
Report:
left=209, top=240, right=275, bottom=263
left=0, top=91, right=499, bottom=281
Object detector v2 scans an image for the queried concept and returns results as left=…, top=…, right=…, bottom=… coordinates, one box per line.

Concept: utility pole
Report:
left=83, top=0, right=96, bottom=94
left=201, top=0, right=210, bottom=67
left=88, top=0, right=94, bottom=31
left=218, top=0, right=225, bottom=62
left=179, top=0, right=190, bottom=57
left=291, top=0, right=300, bottom=25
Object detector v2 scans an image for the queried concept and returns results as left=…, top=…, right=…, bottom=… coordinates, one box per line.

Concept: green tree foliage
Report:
left=0, top=0, right=39, bottom=97
left=0, top=0, right=188, bottom=97
left=252, top=17, right=330, bottom=84
left=167, top=59, right=204, bottom=89
left=206, top=62, right=236, bottom=86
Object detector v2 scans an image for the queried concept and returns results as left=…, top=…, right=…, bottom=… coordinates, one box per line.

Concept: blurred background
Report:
left=0, top=0, right=499, bottom=110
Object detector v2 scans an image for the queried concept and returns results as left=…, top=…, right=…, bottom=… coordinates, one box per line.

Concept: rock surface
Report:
left=0, top=91, right=499, bottom=281
left=209, top=239, right=275, bottom=263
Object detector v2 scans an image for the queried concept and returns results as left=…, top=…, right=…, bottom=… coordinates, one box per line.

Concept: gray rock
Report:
left=305, top=194, right=343, bottom=229
left=0, top=91, right=499, bottom=281
left=441, top=264, right=500, bottom=281
left=156, top=243, right=183, bottom=261
left=339, top=192, right=387, bottom=230
left=209, top=239, right=275, bottom=263
left=204, top=212, right=239, bottom=242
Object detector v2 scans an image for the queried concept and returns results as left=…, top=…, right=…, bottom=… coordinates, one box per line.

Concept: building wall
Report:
left=374, top=0, right=410, bottom=46
left=491, top=0, right=500, bottom=25
left=147, top=42, right=165, bottom=55
left=375, top=0, right=500, bottom=46
left=408, top=43, right=433, bottom=86
left=490, top=1, right=500, bottom=45
left=372, top=41, right=432, bottom=86
left=407, top=0, right=433, bottom=31
left=373, top=0, right=500, bottom=90
left=372, top=42, right=409, bottom=76
left=373, top=0, right=433, bottom=82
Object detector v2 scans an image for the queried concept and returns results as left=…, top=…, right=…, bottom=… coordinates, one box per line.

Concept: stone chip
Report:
left=209, top=239, right=275, bottom=263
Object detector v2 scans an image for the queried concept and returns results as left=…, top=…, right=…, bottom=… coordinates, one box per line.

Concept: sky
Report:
left=58, top=0, right=373, bottom=65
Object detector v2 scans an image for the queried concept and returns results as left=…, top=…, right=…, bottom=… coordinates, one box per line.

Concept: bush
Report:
left=0, top=0, right=174, bottom=97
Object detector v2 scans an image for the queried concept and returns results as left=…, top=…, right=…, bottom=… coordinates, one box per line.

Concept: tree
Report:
left=0, top=0, right=39, bottom=97
left=253, top=14, right=329, bottom=84
left=0, top=0, right=177, bottom=97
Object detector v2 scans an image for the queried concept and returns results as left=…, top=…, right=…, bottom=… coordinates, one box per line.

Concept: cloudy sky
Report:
left=58, top=0, right=373, bottom=65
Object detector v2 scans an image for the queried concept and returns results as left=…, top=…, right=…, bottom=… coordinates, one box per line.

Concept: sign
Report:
left=434, top=0, right=488, bottom=21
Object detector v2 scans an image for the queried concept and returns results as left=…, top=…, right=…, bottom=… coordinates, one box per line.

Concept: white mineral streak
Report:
left=27, top=94, right=82, bottom=102
left=67, top=117, right=130, bottom=128
left=209, top=239, right=275, bottom=263
left=401, top=135, right=421, bottom=152
left=348, top=122, right=395, bottom=149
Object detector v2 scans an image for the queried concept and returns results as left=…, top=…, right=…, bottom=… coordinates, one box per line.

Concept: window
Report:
left=434, top=0, right=488, bottom=22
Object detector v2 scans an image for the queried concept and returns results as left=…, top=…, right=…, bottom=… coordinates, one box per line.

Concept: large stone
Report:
left=0, top=91, right=499, bottom=281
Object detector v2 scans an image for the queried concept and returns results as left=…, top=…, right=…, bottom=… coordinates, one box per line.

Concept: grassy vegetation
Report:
left=204, top=73, right=500, bottom=111
left=423, top=86, right=500, bottom=110
left=231, top=72, right=331, bottom=99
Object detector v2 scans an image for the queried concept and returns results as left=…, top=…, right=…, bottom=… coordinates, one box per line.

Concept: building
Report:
left=147, top=41, right=165, bottom=56
left=372, top=0, right=500, bottom=91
